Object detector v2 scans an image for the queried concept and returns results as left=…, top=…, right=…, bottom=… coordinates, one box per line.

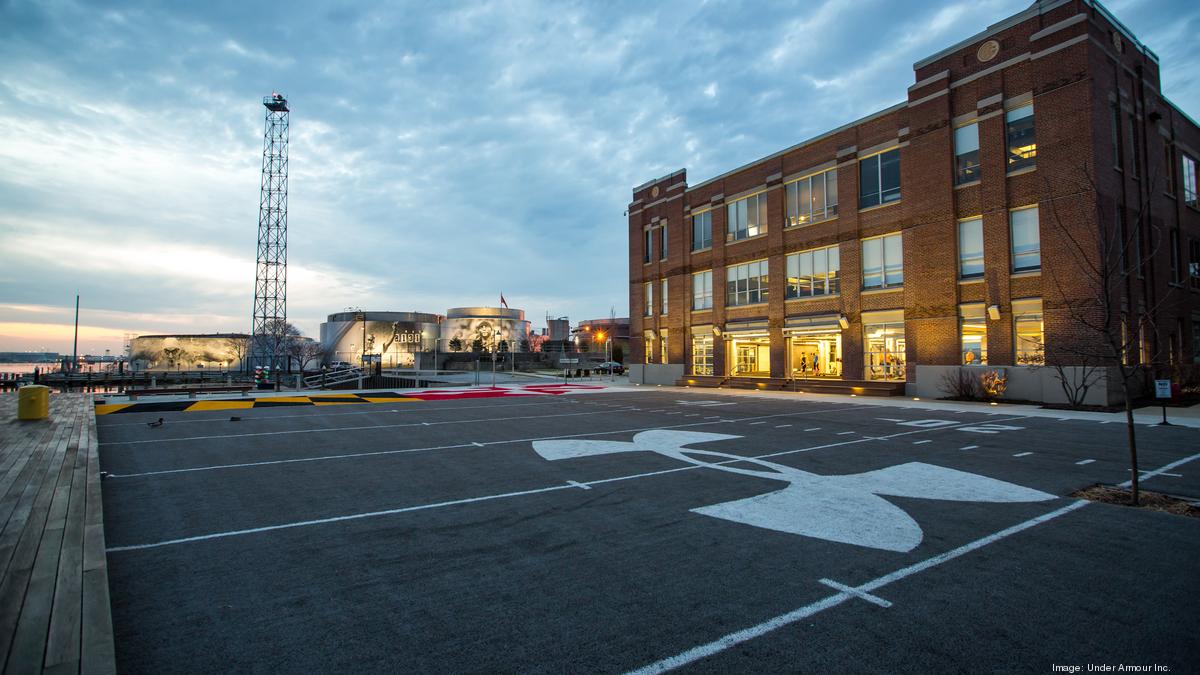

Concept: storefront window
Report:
left=1013, top=298, right=1044, bottom=364
left=863, top=314, right=906, bottom=381
left=959, top=304, right=987, bottom=365
left=691, top=333, right=713, bottom=375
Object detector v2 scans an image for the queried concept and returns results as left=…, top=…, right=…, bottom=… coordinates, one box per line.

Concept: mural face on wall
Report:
left=442, top=317, right=529, bottom=352
left=323, top=320, right=436, bottom=367
left=130, top=335, right=250, bottom=371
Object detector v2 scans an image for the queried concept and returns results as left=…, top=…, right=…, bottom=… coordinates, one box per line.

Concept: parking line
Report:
left=804, top=428, right=820, bottom=432
left=775, top=425, right=792, bottom=429
left=837, top=431, right=855, bottom=436
left=1013, top=452, right=1033, bottom=457
left=912, top=440, right=931, bottom=445
left=1075, top=459, right=1094, bottom=465
left=960, top=445, right=978, bottom=450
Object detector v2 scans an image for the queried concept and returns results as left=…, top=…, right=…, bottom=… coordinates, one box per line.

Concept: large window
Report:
left=726, top=259, right=770, bottom=306
left=660, top=224, right=668, bottom=259
left=643, top=282, right=652, bottom=316
left=1165, top=145, right=1177, bottom=195
left=1010, top=206, right=1041, bottom=272
left=643, top=229, right=652, bottom=264
left=691, top=333, right=713, bottom=375
left=786, top=245, right=840, bottom=298
left=692, top=211, right=712, bottom=251
left=660, top=329, right=669, bottom=365
left=692, top=270, right=713, bottom=310
left=954, top=123, right=981, bottom=184
left=863, top=311, right=905, bottom=381
left=958, top=217, right=984, bottom=279
left=643, top=331, right=654, bottom=364
left=661, top=278, right=668, bottom=315
left=1184, top=154, right=1198, bottom=208
left=1128, top=116, right=1141, bottom=179
left=785, top=169, right=838, bottom=226
left=1111, top=103, right=1124, bottom=169
left=960, top=304, right=987, bottom=365
left=726, top=192, right=768, bottom=242
left=1190, top=240, right=1200, bottom=290
left=862, top=233, right=903, bottom=289
left=859, top=149, right=901, bottom=208
left=1006, top=104, right=1036, bottom=171
left=1013, top=298, right=1044, bottom=365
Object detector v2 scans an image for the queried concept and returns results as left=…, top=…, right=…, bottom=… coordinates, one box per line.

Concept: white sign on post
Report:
left=1154, top=379, right=1171, bottom=399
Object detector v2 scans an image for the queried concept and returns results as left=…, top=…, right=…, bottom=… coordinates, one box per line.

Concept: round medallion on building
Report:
left=976, top=40, right=1000, bottom=63
left=651, top=185, right=660, bottom=198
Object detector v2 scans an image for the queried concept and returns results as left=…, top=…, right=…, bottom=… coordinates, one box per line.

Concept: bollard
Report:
left=17, top=384, right=50, bottom=420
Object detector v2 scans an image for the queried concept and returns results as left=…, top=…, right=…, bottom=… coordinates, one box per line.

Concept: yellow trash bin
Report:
left=18, top=384, right=50, bottom=420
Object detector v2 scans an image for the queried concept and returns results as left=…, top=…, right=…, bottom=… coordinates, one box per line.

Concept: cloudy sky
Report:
left=1, top=0, right=1197, bottom=354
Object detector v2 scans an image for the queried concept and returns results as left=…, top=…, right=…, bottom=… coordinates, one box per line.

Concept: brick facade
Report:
left=628, top=0, right=1200, bottom=384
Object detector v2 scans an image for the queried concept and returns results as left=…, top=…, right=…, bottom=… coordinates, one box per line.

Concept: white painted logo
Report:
left=533, top=430, right=1054, bottom=552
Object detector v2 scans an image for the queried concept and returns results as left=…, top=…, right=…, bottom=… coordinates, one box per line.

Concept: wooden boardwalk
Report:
left=0, top=394, right=115, bottom=674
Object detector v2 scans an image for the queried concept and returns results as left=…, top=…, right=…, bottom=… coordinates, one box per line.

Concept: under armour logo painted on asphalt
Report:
left=532, top=430, right=1054, bottom=552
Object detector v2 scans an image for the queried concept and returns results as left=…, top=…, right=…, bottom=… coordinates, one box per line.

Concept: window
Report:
left=726, top=259, right=770, bottom=306
left=785, top=169, right=838, bottom=226
left=862, top=233, right=903, bottom=289
left=643, top=282, right=652, bottom=316
left=863, top=311, right=905, bottom=381
left=660, top=223, right=668, bottom=260
left=1165, top=145, right=1177, bottom=196
left=958, top=217, right=984, bottom=279
left=661, top=278, right=668, bottom=315
left=692, top=211, right=712, bottom=251
left=1010, top=206, right=1041, bottom=272
left=660, top=329, right=669, bottom=365
left=1128, top=116, right=1140, bottom=179
left=1005, top=104, right=1036, bottom=171
left=691, top=333, right=714, bottom=375
left=1184, top=154, right=1198, bottom=208
left=859, top=149, right=901, bottom=208
left=1170, top=229, right=1181, bottom=283
left=954, top=123, right=981, bottom=184
left=786, top=245, right=840, bottom=298
left=1190, top=240, right=1200, bottom=290
left=1013, top=298, right=1044, bottom=365
left=643, top=331, right=654, bottom=364
left=726, top=192, right=768, bottom=242
left=692, top=270, right=713, bottom=310
left=1111, top=103, right=1124, bottom=169
left=643, top=229, right=652, bottom=264
left=960, top=304, right=988, bottom=365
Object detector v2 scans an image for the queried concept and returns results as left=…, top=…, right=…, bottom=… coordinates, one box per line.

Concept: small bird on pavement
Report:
left=230, top=416, right=242, bottom=422
left=147, top=418, right=164, bottom=428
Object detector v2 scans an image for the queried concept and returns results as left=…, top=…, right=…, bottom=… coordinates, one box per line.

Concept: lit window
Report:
left=954, top=123, right=981, bottom=184
left=725, top=259, right=770, bottom=306
left=862, top=233, right=903, bottom=289
left=959, top=304, right=987, bottom=365
left=643, top=331, right=654, bottom=364
left=660, top=329, right=669, bottom=365
left=661, top=278, right=668, bottom=315
left=691, top=211, right=712, bottom=251
left=691, top=333, right=713, bottom=375
left=1006, top=104, right=1036, bottom=171
left=726, top=193, right=768, bottom=242
left=958, top=218, right=984, bottom=279
left=785, top=169, right=838, bottom=226
left=643, top=282, right=652, bottom=316
left=1013, top=298, right=1044, bottom=365
left=1010, top=206, right=1041, bottom=272
left=859, top=149, right=901, bottom=208
left=786, top=245, right=840, bottom=298
left=692, top=270, right=713, bottom=310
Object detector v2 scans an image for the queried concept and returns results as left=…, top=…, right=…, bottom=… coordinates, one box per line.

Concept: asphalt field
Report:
left=95, top=386, right=1200, bottom=673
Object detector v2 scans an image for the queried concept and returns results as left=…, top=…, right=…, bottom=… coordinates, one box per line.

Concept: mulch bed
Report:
left=1071, top=484, right=1200, bottom=518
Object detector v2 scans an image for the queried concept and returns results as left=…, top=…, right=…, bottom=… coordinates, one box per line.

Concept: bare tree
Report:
left=225, top=335, right=251, bottom=371
left=287, top=338, right=323, bottom=372
left=1041, top=164, right=1176, bottom=505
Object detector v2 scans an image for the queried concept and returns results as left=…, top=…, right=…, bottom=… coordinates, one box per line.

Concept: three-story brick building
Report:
left=627, top=0, right=1200, bottom=403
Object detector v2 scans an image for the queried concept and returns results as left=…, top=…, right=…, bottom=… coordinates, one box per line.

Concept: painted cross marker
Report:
left=1132, top=469, right=1182, bottom=477
left=567, top=480, right=591, bottom=490
left=960, top=445, right=979, bottom=450
left=532, top=430, right=1054, bottom=552
left=958, top=424, right=1024, bottom=434
left=819, top=579, right=892, bottom=608
left=898, top=419, right=958, bottom=429
left=472, top=442, right=484, bottom=447
left=1013, top=452, right=1033, bottom=457
left=1075, top=459, right=1095, bottom=465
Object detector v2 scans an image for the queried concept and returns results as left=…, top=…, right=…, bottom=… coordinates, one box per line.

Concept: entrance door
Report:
left=789, top=333, right=842, bottom=378
left=727, top=337, right=771, bottom=377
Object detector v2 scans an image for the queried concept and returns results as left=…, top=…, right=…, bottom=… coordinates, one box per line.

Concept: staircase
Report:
left=674, top=374, right=906, bottom=397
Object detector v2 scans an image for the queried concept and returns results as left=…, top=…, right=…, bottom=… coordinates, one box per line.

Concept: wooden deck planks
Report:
left=0, top=394, right=116, bottom=674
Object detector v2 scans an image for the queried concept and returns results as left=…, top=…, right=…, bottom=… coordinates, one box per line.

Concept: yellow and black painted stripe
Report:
left=94, top=392, right=421, bottom=415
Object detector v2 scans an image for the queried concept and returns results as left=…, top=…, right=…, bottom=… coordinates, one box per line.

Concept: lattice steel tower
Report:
left=251, top=92, right=290, bottom=371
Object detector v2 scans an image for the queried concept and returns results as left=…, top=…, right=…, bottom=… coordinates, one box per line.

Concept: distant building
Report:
left=575, top=318, right=630, bottom=361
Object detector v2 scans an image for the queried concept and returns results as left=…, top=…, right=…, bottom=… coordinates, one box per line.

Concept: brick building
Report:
left=627, top=0, right=1200, bottom=402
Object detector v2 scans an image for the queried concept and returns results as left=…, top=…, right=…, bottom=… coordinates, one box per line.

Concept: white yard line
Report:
left=912, top=440, right=931, bottom=445
left=1075, top=459, right=1095, bottom=465
left=960, top=445, right=978, bottom=450
left=1013, top=452, right=1033, bottom=457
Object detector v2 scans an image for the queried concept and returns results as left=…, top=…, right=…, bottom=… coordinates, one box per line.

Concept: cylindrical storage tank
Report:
left=319, top=311, right=444, bottom=367
left=441, top=307, right=531, bottom=352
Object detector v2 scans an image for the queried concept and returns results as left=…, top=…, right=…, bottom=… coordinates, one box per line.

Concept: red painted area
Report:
left=403, top=383, right=605, bottom=401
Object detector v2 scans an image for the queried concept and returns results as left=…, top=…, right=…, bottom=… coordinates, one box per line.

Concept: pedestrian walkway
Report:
left=0, top=393, right=116, bottom=673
